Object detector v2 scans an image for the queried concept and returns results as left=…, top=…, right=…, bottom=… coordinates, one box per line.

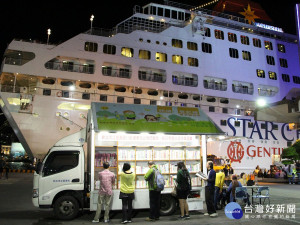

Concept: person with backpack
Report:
left=175, top=161, right=191, bottom=220
left=144, top=161, right=164, bottom=221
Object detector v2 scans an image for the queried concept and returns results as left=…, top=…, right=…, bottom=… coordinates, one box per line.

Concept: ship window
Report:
left=179, top=11, right=184, bottom=20
left=278, top=44, right=285, bottom=53
left=121, top=47, right=134, bottom=57
left=273, top=124, right=278, bottom=130
left=42, top=78, right=55, bottom=85
left=207, top=97, right=216, bottom=102
left=138, top=69, right=166, bottom=83
left=102, top=66, right=112, bottom=76
left=148, top=90, right=159, bottom=96
left=98, top=84, right=109, bottom=90
left=214, top=30, right=224, bottom=40
left=172, top=39, right=183, bottom=48
left=264, top=41, right=273, bottom=50
left=266, top=55, right=275, bottom=65
left=150, top=100, right=157, bottom=105
left=60, top=80, right=74, bottom=86
left=220, top=120, right=227, bottom=126
left=234, top=121, right=240, bottom=127
left=205, top=27, right=211, bottom=37
left=228, top=33, right=237, bottom=42
left=188, top=57, right=198, bottom=67
left=100, top=95, right=107, bottom=102
left=172, top=73, right=198, bottom=87
left=229, top=48, right=239, bottom=58
left=82, top=93, right=90, bottom=100
left=180, top=103, right=187, bottom=107
left=269, top=71, right=277, bottom=80
left=139, top=50, right=151, bottom=60
left=158, top=7, right=164, bottom=16
left=202, top=43, right=212, bottom=53
left=292, top=76, right=300, bottom=84
left=156, top=41, right=160, bottom=45
left=209, top=106, right=215, bottom=112
left=150, top=6, right=156, bottom=15
left=163, top=42, right=167, bottom=46
left=115, top=86, right=126, bottom=92
left=172, top=55, right=183, bottom=64
left=222, top=108, right=228, bottom=114
left=163, top=91, right=174, bottom=97
left=117, top=96, right=124, bottom=103
left=220, top=98, right=229, bottom=104
left=241, top=35, right=249, bottom=45
left=79, top=82, right=92, bottom=89
left=43, top=89, right=51, bottom=96
left=155, top=52, right=167, bottom=62
left=257, top=69, right=265, bottom=78
left=282, top=74, right=290, bottom=82
left=139, top=38, right=143, bottom=42
left=253, top=38, right=261, bottom=48
left=134, top=98, right=141, bottom=104
left=193, top=95, right=201, bottom=101
left=103, top=44, right=116, bottom=55
left=279, top=58, right=288, bottom=68
left=131, top=88, right=143, bottom=94
left=187, top=42, right=198, bottom=51
left=119, top=68, right=131, bottom=78
left=147, top=40, right=151, bottom=43
left=4, top=50, right=35, bottom=66
left=178, top=93, right=189, bottom=99
left=172, top=10, right=177, bottom=19
left=248, top=122, right=254, bottom=128
left=165, top=9, right=170, bottom=18
left=84, top=42, right=98, bottom=52
left=242, top=51, right=251, bottom=61
left=62, top=91, right=69, bottom=98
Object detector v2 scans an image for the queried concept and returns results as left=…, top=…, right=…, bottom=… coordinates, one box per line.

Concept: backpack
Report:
left=154, top=168, right=165, bottom=191
left=178, top=170, right=192, bottom=191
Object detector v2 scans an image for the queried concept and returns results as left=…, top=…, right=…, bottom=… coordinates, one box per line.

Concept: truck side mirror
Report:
left=35, top=161, right=42, bottom=174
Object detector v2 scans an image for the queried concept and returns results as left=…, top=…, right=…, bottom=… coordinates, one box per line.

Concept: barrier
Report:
left=4, top=169, right=34, bottom=173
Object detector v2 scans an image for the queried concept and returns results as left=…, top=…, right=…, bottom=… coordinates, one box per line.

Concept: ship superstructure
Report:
left=1, top=1, right=300, bottom=171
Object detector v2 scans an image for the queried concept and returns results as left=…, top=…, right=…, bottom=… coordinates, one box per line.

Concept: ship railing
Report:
left=232, top=86, right=254, bottom=95
left=203, top=81, right=227, bottom=91
left=44, top=61, right=95, bottom=74
left=258, top=89, right=277, bottom=97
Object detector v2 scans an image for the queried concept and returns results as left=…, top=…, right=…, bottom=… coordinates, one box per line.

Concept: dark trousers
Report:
left=205, top=186, right=216, bottom=214
left=122, top=198, right=133, bottom=221
left=149, top=190, right=161, bottom=219
left=214, top=186, right=220, bottom=209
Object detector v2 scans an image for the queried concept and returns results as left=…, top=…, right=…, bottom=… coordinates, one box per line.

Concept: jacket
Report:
left=206, top=169, right=216, bottom=187
left=144, top=165, right=159, bottom=191
left=176, top=169, right=190, bottom=190
left=215, top=171, right=225, bottom=191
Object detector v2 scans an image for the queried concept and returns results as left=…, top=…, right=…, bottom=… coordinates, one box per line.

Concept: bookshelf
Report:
left=94, top=144, right=202, bottom=189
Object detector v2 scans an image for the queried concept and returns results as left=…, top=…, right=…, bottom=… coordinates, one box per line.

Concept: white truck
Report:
left=32, top=102, right=222, bottom=219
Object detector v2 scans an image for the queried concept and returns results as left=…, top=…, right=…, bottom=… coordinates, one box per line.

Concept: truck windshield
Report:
left=42, top=151, right=79, bottom=177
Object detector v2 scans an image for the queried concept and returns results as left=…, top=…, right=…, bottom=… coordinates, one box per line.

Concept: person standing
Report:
left=214, top=169, right=225, bottom=210
left=4, top=161, right=9, bottom=179
left=227, top=175, right=242, bottom=202
left=286, top=164, right=295, bottom=184
left=296, top=161, right=300, bottom=184
left=144, top=161, right=161, bottom=221
left=202, top=161, right=218, bottom=217
left=119, top=163, right=135, bottom=224
left=92, top=162, right=115, bottom=223
left=175, top=162, right=191, bottom=220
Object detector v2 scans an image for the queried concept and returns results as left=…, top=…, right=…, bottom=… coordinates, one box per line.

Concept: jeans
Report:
left=122, top=198, right=133, bottom=222
left=205, top=186, right=216, bottom=214
left=94, top=194, right=113, bottom=221
left=214, top=187, right=220, bottom=209
left=149, top=190, right=161, bottom=219
left=288, top=175, right=295, bottom=184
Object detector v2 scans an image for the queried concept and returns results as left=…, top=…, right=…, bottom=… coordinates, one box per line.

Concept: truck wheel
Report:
left=54, top=195, right=79, bottom=220
left=160, top=195, right=176, bottom=216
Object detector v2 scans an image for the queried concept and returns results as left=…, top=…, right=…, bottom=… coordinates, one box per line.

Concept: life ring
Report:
left=56, top=91, right=62, bottom=97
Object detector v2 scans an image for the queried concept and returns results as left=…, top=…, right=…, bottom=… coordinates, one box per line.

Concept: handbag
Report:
left=171, top=181, right=177, bottom=197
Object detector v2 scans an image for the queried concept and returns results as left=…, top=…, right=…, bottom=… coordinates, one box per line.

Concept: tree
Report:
left=281, top=140, right=300, bottom=164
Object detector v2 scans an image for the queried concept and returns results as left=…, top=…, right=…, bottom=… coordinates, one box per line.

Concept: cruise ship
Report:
left=1, top=0, right=300, bottom=172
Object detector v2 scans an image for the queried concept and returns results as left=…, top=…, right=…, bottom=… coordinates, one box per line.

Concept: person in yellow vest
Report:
left=238, top=173, right=247, bottom=186
left=214, top=169, right=225, bottom=210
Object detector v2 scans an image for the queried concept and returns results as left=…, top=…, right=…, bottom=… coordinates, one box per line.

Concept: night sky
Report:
left=1, top=0, right=300, bottom=61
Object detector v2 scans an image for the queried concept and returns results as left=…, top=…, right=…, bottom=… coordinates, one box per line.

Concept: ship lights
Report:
left=47, top=28, right=51, bottom=45
left=90, top=14, right=94, bottom=29
left=256, top=99, right=266, bottom=107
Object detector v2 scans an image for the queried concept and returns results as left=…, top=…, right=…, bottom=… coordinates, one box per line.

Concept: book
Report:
left=195, top=171, right=208, bottom=179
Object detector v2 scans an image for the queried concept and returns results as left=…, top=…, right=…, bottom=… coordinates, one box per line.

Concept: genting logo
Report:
left=227, top=141, right=244, bottom=163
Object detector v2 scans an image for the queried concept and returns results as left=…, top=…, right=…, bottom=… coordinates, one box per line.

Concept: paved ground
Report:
left=0, top=173, right=299, bottom=225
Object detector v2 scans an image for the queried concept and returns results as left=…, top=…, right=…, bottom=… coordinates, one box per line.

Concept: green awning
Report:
left=91, top=102, right=223, bottom=134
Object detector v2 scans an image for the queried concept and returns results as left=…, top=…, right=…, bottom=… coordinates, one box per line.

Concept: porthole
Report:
left=98, top=84, right=109, bottom=90
left=115, top=86, right=126, bottom=92
left=139, top=38, right=143, bottom=42
left=147, top=89, right=158, bottom=96
left=178, top=93, right=188, bottom=99
left=60, top=80, right=73, bottom=86
left=79, top=82, right=92, bottom=89
left=42, top=78, right=55, bottom=85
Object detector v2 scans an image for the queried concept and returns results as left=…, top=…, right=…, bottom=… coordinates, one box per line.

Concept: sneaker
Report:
left=184, top=215, right=190, bottom=219
left=178, top=216, right=185, bottom=220
left=127, top=220, right=132, bottom=223
left=92, top=219, right=99, bottom=223
left=104, top=220, right=110, bottom=223
left=204, top=213, right=210, bottom=216
left=121, top=221, right=127, bottom=224
left=145, top=217, right=155, bottom=221
left=210, top=213, right=218, bottom=217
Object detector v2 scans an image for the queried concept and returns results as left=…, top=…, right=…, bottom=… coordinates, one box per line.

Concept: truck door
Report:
left=39, top=150, right=83, bottom=206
